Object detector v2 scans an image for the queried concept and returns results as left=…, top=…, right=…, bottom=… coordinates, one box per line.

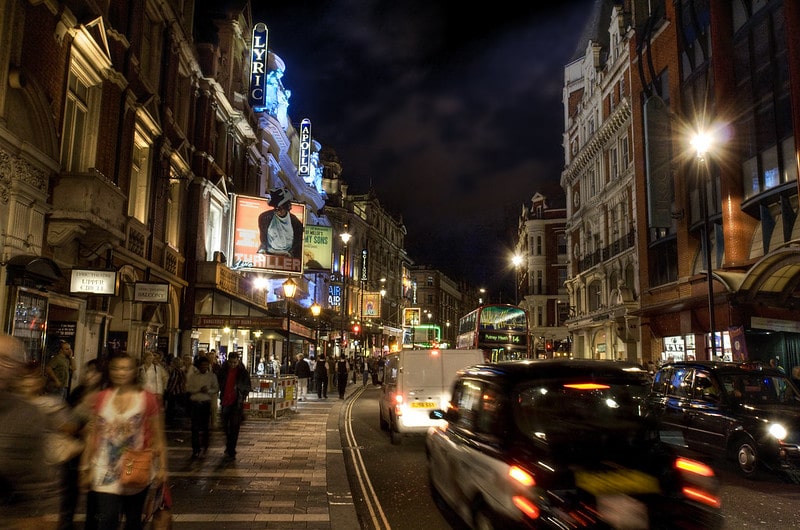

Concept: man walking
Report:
left=45, top=340, right=75, bottom=400
left=187, top=357, right=219, bottom=458
left=294, top=353, right=311, bottom=401
left=336, top=354, right=349, bottom=399
left=217, top=352, right=251, bottom=460
left=315, top=354, right=328, bottom=399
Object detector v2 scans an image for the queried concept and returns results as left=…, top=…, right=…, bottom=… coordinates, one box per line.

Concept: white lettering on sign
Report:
left=298, top=119, right=311, bottom=178
left=249, top=23, right=268, bottom=109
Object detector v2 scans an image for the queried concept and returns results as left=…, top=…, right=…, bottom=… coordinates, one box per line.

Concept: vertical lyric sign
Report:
left=249, top=23, right=268, bottom=110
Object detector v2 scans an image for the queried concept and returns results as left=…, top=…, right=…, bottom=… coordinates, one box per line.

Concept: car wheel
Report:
left=389, top=413, right=402, bottom=445
left=733, top=437, right=760, bottom=477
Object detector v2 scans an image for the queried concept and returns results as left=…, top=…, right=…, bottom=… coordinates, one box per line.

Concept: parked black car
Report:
left=426, top=360, right=723, bottom=529
left=644, top=360, right=800, bottom=481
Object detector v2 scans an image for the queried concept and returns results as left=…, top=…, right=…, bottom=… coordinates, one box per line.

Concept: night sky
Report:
left=251, top=1, right=594, bottom=297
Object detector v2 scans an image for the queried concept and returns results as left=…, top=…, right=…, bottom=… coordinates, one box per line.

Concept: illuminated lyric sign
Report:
left=249, top=23, right=268, bottom=110
left=70, top=269, right=117, bottom=295
left=133, top=282, right=169, bottom=303
left=298, top=118, right=311, bottom=179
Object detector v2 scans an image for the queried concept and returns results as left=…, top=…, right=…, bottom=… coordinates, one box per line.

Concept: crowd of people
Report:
left=0, top=335, right=390, bottom=529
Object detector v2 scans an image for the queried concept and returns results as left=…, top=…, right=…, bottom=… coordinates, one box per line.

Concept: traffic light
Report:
left=352, top=323, right=360, bottom=336
left=545, top=340, right=553, bottom=353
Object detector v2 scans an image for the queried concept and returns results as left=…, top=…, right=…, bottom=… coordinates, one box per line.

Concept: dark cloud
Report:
left=255, top=1, right=591, bottom=294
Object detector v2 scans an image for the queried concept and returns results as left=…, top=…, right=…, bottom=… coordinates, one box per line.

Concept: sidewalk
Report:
left=53, top=382, right=362, bottom=529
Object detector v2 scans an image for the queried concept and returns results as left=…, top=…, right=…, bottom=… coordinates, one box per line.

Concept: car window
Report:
left=719, top=373, right=800, bottom=404
left=651, top=366, right=672, bottom=394
left=691, top=371, right=721, bottom=401
left=450, top=379, right=482, bottom=431
left=668, top=366, right=692, bottom=398
left=514, top=379, right=652, bottom=447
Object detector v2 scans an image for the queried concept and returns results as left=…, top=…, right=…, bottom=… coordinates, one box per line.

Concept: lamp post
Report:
left=691, top=131, right=717, bottom=360
left=340, top=231, right=351, bottom=356
left=282, top=278, right=297, bottom=372
left=310, top=301, right=321, bottom=359
left=511, top=254, right=523, bottom=305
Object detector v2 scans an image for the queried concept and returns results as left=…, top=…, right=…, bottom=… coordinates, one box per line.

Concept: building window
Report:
left=426, top=276, right=434, bottom=287
left=128, top=137, right=152, bottom=223
left=61, top=70, right=100, bottom=172
left=536, top=236, right=542, bottom=255
left=557, top=234, right=567, bottom=255
left=140, top=6, right=163, bottom=90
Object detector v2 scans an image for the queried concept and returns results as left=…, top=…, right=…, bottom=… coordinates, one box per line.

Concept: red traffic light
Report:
left=352, top=324, right=361, bottom=333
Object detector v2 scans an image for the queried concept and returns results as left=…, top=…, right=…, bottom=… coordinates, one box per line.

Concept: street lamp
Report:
left=340, top=231, right=351, bottom=355
left=310, top=302, right=321, bottom=359
left=282, top=277, right=297, bottom=372
left=691, top=131, right=717, bottom=360
left=511, top=254, right=523, bottom=304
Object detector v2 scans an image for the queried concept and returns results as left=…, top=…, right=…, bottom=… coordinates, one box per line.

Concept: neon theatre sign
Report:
left=298, top=118, right=312, bottom=179
left=249, top=23, right=268, bottom=110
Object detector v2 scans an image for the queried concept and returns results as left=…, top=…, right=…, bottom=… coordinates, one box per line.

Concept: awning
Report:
left=6, top=254, right=63, bottom=287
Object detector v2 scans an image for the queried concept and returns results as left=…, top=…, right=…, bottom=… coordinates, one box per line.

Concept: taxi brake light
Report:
left=430, top=349, right=440, bottom=356
left=394, top=394, right=404, bottom=405
left=682, top=486, right=721, bottom=508
left=675, top=457, right=714, bottom=477
left=511, top=496, right=540, bottom=519
left=563, top=383, right=610, bottom=390
left=508, top=465, right=535, bottom=487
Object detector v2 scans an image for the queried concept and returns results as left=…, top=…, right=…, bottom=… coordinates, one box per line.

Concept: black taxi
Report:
left=644, top=360, right=800, bottom=481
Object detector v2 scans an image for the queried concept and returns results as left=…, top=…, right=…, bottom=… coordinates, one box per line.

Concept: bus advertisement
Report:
left=456, top=304, right=529, bottom=362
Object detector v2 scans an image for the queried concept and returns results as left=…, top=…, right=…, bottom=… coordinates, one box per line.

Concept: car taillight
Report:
left=509, top=465, right=535, bottom=487
left=674, top=457, right=714, bottom=477
left=394, top=394, right=404, bottom=405
left=512, top=495, right=540, bottom=519
left=674, top=457, right=721, bottom=508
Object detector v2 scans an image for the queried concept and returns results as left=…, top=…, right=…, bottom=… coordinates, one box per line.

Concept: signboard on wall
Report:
left=230, top=194, right=306, bottom=274
left=70, top=270, right=117, bottom=295
left=248, top=23, right=268, bottom=109
left=303, top=225, right=333, bottom=271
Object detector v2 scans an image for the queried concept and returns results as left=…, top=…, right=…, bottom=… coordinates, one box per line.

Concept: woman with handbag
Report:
left=79, top=353, right=168, bottom=530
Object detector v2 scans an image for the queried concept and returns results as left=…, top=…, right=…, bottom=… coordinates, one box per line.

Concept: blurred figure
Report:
left=138, top=351, right=167, bottom=405
left=0, top=334, right=60, bottom=530
left=268, top=353, right=280, bottom=377
left=60, top=359, right=103, bottom=530
left=186, top=357, right=218, bottom=458
left=164, top=356, right=187, bottom=426
left=769, top=356, right=785, bottom=374
left=294, top=353, right=311, bottom=401
left=336, top=354, right=349, bottom=399
left=315, top=354, right=328, bottom=399
left=80, top=352, right=167, bottom=530
left=216, top=352, right=252, bottom=460
left=46, top=340, right=75, bottom=400
left=362, top=357, right=370, bottom=386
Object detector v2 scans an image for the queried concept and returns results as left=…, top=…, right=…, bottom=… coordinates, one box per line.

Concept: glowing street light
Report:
left=511, top=254, right=523, bottom=304
left=339, top=231, right=351, bottom=354
left=282, top=277, right=297, bottom=372
left=691, top=130, right=717, bottom=360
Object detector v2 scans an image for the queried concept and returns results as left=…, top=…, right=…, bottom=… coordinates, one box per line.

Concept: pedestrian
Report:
left=362, top=357, right=370, bottom=386
left=79, top=352, right=168, bottom=530
left=315, top=354, right=328, bottom=399
left=60, top=359, right=104, bottom=530
left=164, top=357, right=186, bottom=426
left=138, top=351, right=167, bottom=406
left=769, top=357, right=786, bottom=374
left=327, top=354, right=336, bottom=391
left=0, top=334, right=61, bottom=530
left=305, top=355, right=316, bottom=394
left=336, top=354, right=349, bottom=399
left=186, top=357, right=219, bottom=459
left=268, top=354, right=280, bottom=377
left=294, top=353, right=311, bottom=401
left=46, top=340, right=76, bottom=400
left=216, top=352, right=252, bottom=460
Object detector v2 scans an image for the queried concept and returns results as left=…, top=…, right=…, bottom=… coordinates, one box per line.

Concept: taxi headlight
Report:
left=768, top=423, right=787, bottom=440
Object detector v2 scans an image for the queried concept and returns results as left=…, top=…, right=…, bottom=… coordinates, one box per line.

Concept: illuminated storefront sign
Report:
left=70, top=269, right=117, bottom=295
left=249, top=23, right=268, bottom=110
left=298, top=118, right=311, bottom=178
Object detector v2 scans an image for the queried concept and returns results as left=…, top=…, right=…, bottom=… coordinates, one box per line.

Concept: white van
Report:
left=379, top=348, right=485, bottom=444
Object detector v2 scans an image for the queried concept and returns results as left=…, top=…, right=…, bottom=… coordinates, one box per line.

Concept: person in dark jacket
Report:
left=314, top=354, right=328, bottom=399
left=217, top=352, right=252, bottom=460
left=294, top=353, right=311, bottom=401
left=257, top=187, right=304, bottom=258
left=336, top=354, right=350, bottom=399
